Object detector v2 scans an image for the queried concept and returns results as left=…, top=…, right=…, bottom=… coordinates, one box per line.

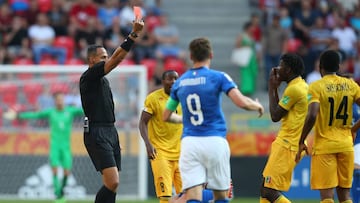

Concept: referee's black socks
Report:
left=95, top=185, right=116, bottom=203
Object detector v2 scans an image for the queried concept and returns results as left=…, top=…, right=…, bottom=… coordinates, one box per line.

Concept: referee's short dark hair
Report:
left=319, top=50, right=340, bottom=72
left=87, top=44, right=103, bottom=61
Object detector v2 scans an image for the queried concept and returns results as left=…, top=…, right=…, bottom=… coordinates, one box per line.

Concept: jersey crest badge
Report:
left=307, top=94, right=312, bottom=101
left=265, top=176, right=271, bottom=183
left=281, top=96, right=290, bottom=105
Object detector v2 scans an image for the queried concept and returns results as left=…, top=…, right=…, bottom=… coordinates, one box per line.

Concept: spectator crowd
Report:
left=3, top=0, right=360, bottom=114
left=242, top=0, right=360, bottom=91
left=0, top=0, right=186, bottom=82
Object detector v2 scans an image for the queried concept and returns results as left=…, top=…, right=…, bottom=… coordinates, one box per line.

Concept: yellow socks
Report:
left=260, top=195, right=290, bottom=203
left=340, top=200, right=353, bottom=203
left=320, top=199, right=334, bottom=203
left=159, top=197, right=170, bottom=203
left=260, top=197, right=271, bottom=203
left=274, top=195, right=291, bottom=203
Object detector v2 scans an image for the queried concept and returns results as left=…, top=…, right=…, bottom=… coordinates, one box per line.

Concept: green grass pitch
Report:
left=0, top=198, right=319, bottom=203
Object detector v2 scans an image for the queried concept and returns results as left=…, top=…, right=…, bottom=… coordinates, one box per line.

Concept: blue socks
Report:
left=202, top=189, right=214, bottom=203
left=214, top=200, right=229, bottom=203
left=187, top=200, right=201, bottom=203
left=352, top=169, right=360, bottom=203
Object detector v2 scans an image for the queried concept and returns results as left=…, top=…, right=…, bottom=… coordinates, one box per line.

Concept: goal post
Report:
left=0, top=64, right=148, bottom=201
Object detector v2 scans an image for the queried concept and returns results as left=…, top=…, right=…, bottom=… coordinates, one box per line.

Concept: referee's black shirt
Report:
left=80, top=61, right=115, bottom=124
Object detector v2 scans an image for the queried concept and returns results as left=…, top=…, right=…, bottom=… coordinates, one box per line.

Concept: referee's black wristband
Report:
left=120, top=37, right=135, bottom=52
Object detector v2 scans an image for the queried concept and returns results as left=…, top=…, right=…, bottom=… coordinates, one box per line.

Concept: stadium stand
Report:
left=23, top=83, right=43, bottom=107
left=163, top=56, right=186, bottom=75
left=13, top=58, right=34, bottom=65
left=140, top=58, right=157, bottom=80
left=0, top=83, right=18, bottom=106
left=65, top=58, right=85, bottom=65
left=53, top=36, right=76, bottom=60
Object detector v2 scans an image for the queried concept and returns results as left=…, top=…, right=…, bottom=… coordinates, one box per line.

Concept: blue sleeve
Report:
left=170, top=80, right=180, bottom=101
left=353, top=104, right=360, bottom=145
left=220, top=72, right=237, bottom=94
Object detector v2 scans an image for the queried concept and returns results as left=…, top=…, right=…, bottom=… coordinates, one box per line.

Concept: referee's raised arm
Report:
left=103, top=19, right=144, bottom=74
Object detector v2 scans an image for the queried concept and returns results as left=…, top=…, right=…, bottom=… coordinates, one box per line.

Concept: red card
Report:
left=133, top=6, right=142, bottom=20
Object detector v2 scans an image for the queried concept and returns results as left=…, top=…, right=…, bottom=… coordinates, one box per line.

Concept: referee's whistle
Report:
left=84, top=117, right=89, bottom=133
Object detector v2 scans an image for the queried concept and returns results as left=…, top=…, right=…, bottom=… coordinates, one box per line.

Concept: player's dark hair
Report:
left=189, top=37, right=212, bottom=62
left=87, top=44, right=103, bottom=61
left=162, top=70, right=177, bottom=80
left=280, top=53, right=304, bottom=76
left=319, top=49, right=340, bottom=72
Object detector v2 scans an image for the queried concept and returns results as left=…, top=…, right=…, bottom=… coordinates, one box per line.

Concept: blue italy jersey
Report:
left=353, top=104, right=360, bottom=145
left=170, top=66, right=237, bottom=138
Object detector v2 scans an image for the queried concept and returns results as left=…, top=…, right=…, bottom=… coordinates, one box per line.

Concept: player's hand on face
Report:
left=268, top=67, right=280, bottom=88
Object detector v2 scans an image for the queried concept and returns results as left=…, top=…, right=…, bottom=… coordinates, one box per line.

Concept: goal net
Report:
left=0, top=65, right=148, bottom=201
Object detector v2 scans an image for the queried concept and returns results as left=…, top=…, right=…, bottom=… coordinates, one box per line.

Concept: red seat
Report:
left=0, top=107, right=2, bottom=127
left=39, top=58, right=58, bottom=65
left=51, top=83, right=69, bottom=94
left=17, top=73, right=34, bottom=80
left=42, top=72, right=59, bottom=79
left=13, top=58, right=34, bottom=65
left=118, top=58, right=136, bottom=66
left=145, top=15, right=161, bottom=33
left=140, top=58, right=157, bottom=80
left=164, top=57, right=186, bottom=75
left=0, top=84, right=18, bottom=106
left=53, top=36, right=75, bottom=59
left=65, top=58, right=85, bottom=65
left=38, top=0, right=51, bottom=13
left=286, top=38, right=302, bottom=53
left=23, top=83, right=43, bottom=106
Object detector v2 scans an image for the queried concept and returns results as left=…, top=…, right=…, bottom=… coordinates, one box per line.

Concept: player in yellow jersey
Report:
left=139, top=70, right=183, bottom=203
left=296, top=50, right=360, bottom=203
left=260, top=53, right=308, bottom=203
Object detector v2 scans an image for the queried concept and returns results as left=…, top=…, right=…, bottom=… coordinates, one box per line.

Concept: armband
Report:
left=120, top=37, right=134, bottom=52
left=166, top=97, right=179, bottom=111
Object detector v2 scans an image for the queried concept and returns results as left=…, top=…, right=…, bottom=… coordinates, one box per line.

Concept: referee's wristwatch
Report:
left=130, top=32, right=138, bottom=38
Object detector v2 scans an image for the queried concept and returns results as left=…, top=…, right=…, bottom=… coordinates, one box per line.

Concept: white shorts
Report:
left=355, top=143, right=360, bottom=165
left=180, top=136, right=231, bottom=191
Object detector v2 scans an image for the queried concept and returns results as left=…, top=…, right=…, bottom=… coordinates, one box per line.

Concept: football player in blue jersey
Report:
left=163, top=37, right=264, bottom=203
left=352, top=103, right=360, bottom=203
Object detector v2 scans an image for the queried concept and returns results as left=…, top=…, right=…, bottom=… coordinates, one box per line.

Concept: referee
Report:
left=79, top=19, right=144, bottom=203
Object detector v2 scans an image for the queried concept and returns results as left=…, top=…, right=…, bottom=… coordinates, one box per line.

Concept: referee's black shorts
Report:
left=84, top=125, right=121, bottom=172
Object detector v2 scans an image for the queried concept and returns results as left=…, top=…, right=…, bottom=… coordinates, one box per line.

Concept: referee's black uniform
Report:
left=80, top=61, right=121, bottom=172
